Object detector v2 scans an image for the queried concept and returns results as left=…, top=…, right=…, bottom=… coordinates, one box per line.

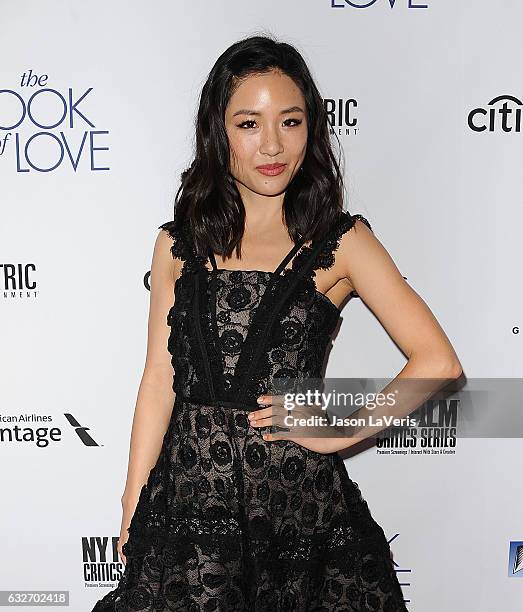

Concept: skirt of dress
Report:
left=92, top=398, right=408, bottom=612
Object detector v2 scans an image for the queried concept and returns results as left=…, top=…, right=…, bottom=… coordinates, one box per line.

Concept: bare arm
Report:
left=253, top=218, right=463, bottom=453
left=121, top=228, right=181, bottom=512
left=327, top=219, right=464, bottom=447
left=339, top=219, right=463, bottom=377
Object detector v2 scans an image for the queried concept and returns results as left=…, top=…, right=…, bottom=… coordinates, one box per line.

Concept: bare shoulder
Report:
left=335, top=217, right=398, bottom=287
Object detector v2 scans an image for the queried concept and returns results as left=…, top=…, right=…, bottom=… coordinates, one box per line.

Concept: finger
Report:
left=250, top=416, right=273, bottom=428
left=251, top=413, right=290, bottom=428
left=263, top=431, right=296, bottom=443
left=257, top=394, right=285, bottom=407
left=248, top=406, right=273, bottom=421
left=262, top=431, right=282, bottom=441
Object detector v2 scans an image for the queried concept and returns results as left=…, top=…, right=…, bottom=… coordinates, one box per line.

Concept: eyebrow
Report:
left=232, top=106, right=305, bottom=117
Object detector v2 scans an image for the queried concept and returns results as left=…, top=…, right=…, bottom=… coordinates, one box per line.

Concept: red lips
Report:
left=256, top=163, right=286, bottom=169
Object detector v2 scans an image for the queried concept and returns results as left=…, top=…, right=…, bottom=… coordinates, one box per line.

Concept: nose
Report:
left=259, top=124, right=283, bottom=156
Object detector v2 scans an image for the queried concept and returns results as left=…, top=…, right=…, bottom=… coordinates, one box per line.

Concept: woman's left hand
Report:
left=249, top=394, right=355, bottom=454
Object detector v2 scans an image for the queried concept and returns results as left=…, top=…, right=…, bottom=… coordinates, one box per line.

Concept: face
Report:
left=224, top=69, right=308, bottom=197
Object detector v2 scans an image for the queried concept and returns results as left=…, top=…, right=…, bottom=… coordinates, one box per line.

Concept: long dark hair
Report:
left=171, top=33, right=347, bottom=259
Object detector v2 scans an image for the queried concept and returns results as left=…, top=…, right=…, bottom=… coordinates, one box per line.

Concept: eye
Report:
left=236, top=118, right=303, bottom=129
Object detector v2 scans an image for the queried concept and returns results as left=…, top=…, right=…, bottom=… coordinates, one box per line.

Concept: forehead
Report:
left=226, top=70, right=305, bottom=114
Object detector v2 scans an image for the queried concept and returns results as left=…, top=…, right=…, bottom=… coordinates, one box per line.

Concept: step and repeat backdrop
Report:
left=1, top=1, right=522, bottom=610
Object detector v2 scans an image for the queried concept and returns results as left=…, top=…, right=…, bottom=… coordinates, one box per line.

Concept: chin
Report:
left=253, top=177, right=291, bottom=194
left=255, top=185, right=288, bottom=197
left=234, top=173, right=291, bottom=197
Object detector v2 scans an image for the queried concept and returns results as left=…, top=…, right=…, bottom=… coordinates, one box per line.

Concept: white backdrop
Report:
left=1, top=1, right=522, bottom=610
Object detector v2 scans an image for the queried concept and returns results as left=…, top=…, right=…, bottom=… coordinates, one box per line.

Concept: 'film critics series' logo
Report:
left=468, top=95, right=522, bottom=133
left=0, top=69, right=109, bottom=172
left=0, top=413, right=100, bottom=447
left=376, top=398, right=458, bottom=455
left=83, top=537, right=124, bottom=589
left=2, top=263, right=37, bottom=300
left=330, top=0, right=429, bottom=9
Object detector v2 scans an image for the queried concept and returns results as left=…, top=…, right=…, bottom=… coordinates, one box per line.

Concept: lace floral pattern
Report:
left=92, top=210, right=408, bottom=612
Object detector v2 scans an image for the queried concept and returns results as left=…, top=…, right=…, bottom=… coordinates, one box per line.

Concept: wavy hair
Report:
left=170, top=33, right=348, bottom=259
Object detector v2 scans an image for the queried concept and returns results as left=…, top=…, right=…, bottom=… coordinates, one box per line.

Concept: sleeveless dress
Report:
left=92, top=210, right=408, bottom=612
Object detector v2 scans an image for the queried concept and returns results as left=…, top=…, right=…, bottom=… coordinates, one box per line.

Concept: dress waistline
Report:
left=176, top=393, right=262, bottom=411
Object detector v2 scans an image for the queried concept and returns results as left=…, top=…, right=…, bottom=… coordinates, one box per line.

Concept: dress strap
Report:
left=289, top=211, right=373, bottom=274
left=206, top=236, right=308, bottom=276
left=273, top=237, right=307, bottom=276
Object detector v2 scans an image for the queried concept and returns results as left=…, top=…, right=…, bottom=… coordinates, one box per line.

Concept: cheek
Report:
left=228, top=133, right=258, bottom=168
left=289, top=130, right=308, bottom=156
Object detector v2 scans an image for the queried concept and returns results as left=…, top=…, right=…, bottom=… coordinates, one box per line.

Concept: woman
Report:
left=93, top=35, right=462, bottom=611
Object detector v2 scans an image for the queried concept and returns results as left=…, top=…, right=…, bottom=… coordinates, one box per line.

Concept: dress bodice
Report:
left=159, top=210, right=372, bottom=410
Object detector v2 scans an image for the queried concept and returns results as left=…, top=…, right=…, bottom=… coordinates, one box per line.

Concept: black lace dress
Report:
left=92, top=211, right=408, bottom=612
